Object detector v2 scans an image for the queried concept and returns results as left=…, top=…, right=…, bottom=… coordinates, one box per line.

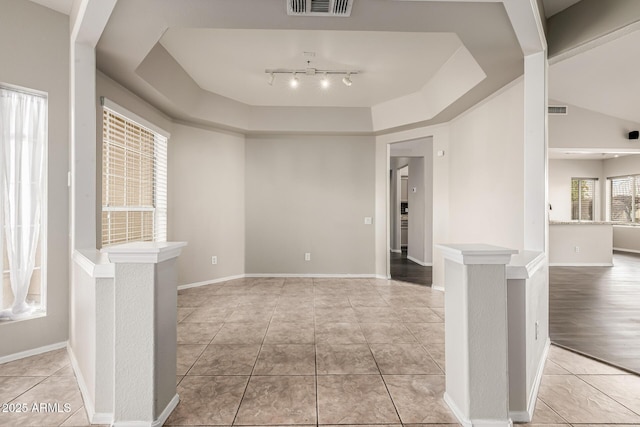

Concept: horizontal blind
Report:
left=102, top=107, right=167, bottom=246
left=571, top=178, right=595, bottom=221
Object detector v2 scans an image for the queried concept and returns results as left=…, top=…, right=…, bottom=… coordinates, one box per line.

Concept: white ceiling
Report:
left=160, top=29, right=462, bottom=108
left=95, top=0, right=524, bottom=129
left=549, top=28, right=640, bottom=125
left=541, top=0, right=581, bottom=18
left=28, top=0, right=73, bottom=15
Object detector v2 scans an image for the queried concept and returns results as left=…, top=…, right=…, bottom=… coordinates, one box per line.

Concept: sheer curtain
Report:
left=0, top=87, right=46, bottom=320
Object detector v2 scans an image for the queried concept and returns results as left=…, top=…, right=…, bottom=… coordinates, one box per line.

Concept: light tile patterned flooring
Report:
left=0, top=277, right=640, bottom=426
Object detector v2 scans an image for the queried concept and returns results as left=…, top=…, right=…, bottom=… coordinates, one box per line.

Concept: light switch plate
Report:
left=364, top=217, right=372, bottom=225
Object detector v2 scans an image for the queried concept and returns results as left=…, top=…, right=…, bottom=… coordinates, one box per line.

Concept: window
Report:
left=609, top=175, right=640, bottom=223
left=101, top=102, right=167, bottom=246
left=571, top=178, right=596, bottom=221
left=0, top=85, right=47, bottom=320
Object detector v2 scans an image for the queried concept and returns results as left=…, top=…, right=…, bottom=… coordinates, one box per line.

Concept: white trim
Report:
left=244, top=273, right=378, bottom=278
left=0, top=341, right=66, bottom=365
left=407, top=255, right=432, bottom=266
left=73, top=249, right=115, bottom=278
left=510, top=338, right=550, bottom=422
left=152, top=394, right=179, bottom=427
left=67, top=344, right=114, bottom=425
left=444, top=392, right=472, bottom=427
left=178, top=274, right=246, bottom=290
left=549, top=262, right=613, bottom=267
left=390, top=249, right=402, bottom=254
left=109, top=392, right=178, bottom=427
left=432, top=284, right=445, bottom=292
left=436, top=244, right=517, bottom=265
left=506, top=251, right=546, bottom=280
left=102, top=241, right=187, bottom=264
left=445, top=391, right=513, bottom=427
left=613, top=247, right=640, bottom=254
left=178, top=274, right=393, bottom=290
left=101, top=97, right=170, bottom=138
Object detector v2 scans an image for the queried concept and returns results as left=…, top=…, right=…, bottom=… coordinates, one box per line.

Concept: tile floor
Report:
left=1, top=277, right=640, bottom=426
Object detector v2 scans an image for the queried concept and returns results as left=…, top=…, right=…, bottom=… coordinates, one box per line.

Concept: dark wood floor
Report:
left=550, top=251, right=640, bottom=374
left=390, top=249, right=432, bottom=286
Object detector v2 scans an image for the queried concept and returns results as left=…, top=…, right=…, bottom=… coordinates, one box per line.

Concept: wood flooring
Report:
left=550, top=251, right=640, bottom=374
left=390, top=250, right=432, bottom=286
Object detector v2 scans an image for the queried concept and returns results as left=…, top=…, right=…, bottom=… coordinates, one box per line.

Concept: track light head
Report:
left=290, top=73, right=299, bottom=88
left=342, top=73, right=352, bottom=87
left=320, top=73, right=330, bottom=89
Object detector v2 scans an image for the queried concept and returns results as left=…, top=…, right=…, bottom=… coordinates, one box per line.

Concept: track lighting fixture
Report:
left=265, top=68, right=360, bottom=89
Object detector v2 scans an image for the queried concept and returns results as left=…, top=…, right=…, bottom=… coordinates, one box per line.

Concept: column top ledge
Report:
left=101, top=241, right=187, bottom=264
left=436, top=243, right=518, bottom=265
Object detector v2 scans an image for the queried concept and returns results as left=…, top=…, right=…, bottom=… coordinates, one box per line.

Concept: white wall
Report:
left=548, top=159, right=604, bottom=221
left=169, top=124, right=245, bottom=285
left=549, top=101, right=640, bottom=152
left=245, top=135, right=376, bottom=275
left=448, top=80, right=525, bottom=252
left=0, top=0, right=70, bottom=358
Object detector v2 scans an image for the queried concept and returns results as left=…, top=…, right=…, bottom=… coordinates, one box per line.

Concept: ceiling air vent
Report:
left=287, top=0, right=354, bottom=16
left=548, top=105, right=568, bottom=115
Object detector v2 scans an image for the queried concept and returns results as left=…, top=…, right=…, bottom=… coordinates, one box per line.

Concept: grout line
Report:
left=229, top=285, right=276, bottom=426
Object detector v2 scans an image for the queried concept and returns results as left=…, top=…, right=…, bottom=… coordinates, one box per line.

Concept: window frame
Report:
left=0, top=83, right=48, bottom=317
left=571, top=177, right=597, bottom=221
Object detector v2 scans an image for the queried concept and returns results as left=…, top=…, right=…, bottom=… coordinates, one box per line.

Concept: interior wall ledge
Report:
left=73, top=248, right=115, bottom=278
left=101, top=241, right=187, bottom=264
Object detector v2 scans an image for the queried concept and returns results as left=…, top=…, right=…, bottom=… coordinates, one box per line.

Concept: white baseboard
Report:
left=390, top=249, right=402, bottom=253
left=0, top=341, right=67, bottom=365
left=432, top=284, right=445, bottom=292
left=510, top=338, right=550, bottom=422
left=613, top=247, right=640, bottom=254
left=67, top=344, right=113, bottom=425
left=445, top=392, right=513, bottom=427
left=152, top=394, right=179, bottom=427
left=407, top=255, right=432, bottom=267
left=178, top=274, right=245, bottom=290
left=549, top=262, right=613, bottom=267
left=179, top=274, right=391, bottom=290
left=244, top=273, right=378, bottom=278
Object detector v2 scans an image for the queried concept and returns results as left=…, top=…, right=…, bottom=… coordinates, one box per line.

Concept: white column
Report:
left=102, top=241, right=186, bottom=427
left=437, top=244, right=517, bottom=427
left=523, top=51, right=548, bottom=253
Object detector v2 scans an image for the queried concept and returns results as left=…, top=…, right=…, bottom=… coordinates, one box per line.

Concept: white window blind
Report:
left=571, top=178, right=596, bottom=221
left=102, top=106, right=167, bottom=246
left=610, top=175, right=640, bottom=223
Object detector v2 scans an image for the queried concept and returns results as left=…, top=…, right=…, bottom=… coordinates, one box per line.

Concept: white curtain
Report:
left=0, top=88, right=46, bottom=320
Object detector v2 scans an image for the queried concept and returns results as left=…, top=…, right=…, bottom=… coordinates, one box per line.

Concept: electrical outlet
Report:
left=574, top=246, right=580, bottom=253
left=211, top=256, right=217, bottom=265
left=304, top=252, right=311, bottom=261
left=364, top=217, right=372, bottom=225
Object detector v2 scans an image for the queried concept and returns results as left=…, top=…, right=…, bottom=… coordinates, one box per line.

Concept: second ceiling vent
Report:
left=288, top=0, right=353, bottom=16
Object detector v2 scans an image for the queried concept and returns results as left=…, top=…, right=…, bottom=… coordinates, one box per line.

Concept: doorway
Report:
left=388, top=138, right=433, bottom=286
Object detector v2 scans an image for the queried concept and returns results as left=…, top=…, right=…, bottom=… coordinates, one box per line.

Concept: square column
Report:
left=437, top=244, right=517, bottom=427
left=102, top=241, right=187, bottom=427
